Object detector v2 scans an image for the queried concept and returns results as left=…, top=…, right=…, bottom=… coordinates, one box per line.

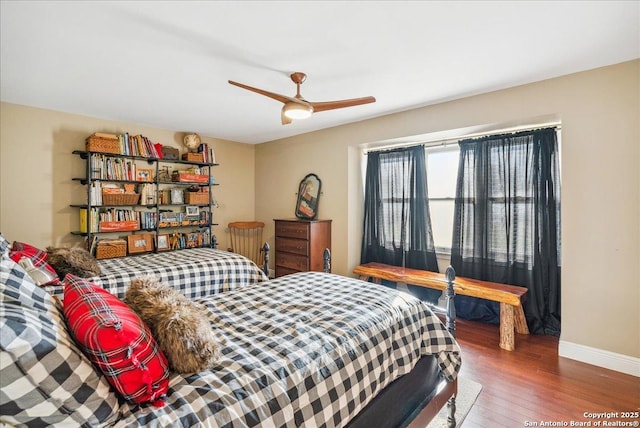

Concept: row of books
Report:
left=197, top=143, right=216, bottom=164
left=89, top=181, right=103, bottom=206
left=90, top=155, right=152, bottom=182
left=118, top=133, right=160, bottom=158
left=139, top=183, right=157, bottom=205
left=158, top=210, right=211, bottom=227
left=166, top=230, right=212, bottom=250
left=100, top=208, right=139, bottom=223
left=88, top=132, right=217, bottom=164
left=139, top=212, right=157, bottom=230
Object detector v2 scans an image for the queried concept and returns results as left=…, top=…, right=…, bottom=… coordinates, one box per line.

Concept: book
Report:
left=79, top=208, right=87, bottom=233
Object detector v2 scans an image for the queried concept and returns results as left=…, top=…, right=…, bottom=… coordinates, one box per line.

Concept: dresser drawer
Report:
left=275, top=222, right=310, bottom=240
left=275, top=237, right=309, bottom=256
left=276, top=252, right=309, bottom=271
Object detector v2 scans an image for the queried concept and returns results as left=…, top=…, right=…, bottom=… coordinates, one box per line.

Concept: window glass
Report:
left=426, top=146, right=459, bottom=251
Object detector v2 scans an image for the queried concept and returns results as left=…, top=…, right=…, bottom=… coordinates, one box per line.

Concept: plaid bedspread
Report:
left=113, top=271, right=461, bottom=428
left=44, top=248, right=268, bottom=300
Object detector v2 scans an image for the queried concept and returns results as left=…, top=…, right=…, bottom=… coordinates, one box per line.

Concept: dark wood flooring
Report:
left=437, top=318, right=639, bottom=427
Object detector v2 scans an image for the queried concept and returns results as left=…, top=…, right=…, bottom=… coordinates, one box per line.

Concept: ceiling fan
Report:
left=228, top=72, right=376, bottom=125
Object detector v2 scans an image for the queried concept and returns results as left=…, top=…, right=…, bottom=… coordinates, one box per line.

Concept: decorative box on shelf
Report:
left=99, top=220, right=140, bottom=232
left=182, top=152, right=204, bottom=162
left=95, top=239, right=127, bottom=259
left=161, top=146, right=179, bottom=160
left=172, top=171, right=209, bottom=184
left=184, top=191, right=209, bottom=205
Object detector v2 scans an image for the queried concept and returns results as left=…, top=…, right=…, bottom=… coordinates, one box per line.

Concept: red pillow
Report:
left=62, top=275, right=170, bottom=406
left=9, top=241, right=61, bottom=286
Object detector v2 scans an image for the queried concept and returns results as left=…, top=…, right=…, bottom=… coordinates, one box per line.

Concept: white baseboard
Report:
left=558, top=340, right=640, bottom=377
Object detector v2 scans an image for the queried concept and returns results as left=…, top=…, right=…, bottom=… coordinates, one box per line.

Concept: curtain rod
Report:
left=364, top=122, right=562, bottom=154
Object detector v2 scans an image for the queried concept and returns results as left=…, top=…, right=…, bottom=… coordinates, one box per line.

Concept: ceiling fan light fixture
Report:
left=283, top=102, right=313, bottom=120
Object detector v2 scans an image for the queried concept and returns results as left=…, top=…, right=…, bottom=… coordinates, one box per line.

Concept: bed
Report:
left=43, top=247, right=269, bottom=300
left=1, top=241, right=461, bottom=428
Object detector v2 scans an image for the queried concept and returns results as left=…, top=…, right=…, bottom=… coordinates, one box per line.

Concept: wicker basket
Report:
left=86, top=137, right=120, bottom=154
left=184, top=192, right=209, bottom=204
left=95, top=240, right=127, bottom=259
left=102, top=193, right=140, bottom=206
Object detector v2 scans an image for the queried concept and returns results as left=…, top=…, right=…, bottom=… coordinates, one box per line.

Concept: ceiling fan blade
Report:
left=228, top=80, right=308, bottom=106
left=309, top=96, right=376, bottom=113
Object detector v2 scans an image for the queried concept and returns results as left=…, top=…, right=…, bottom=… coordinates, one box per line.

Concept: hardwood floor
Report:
left=447, top=318, right=639, bottom=427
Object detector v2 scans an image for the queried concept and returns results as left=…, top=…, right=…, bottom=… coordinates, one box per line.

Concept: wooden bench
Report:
left=353, top=262, right=529, bottom=351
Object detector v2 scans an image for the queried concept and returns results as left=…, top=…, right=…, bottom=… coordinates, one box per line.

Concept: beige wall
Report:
left=255, top=60, right=640, bottom=361
left=0, top=104, right=257, bottom=252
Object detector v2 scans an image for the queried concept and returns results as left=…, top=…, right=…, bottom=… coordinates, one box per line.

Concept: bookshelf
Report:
left=71, top=149, right=219, bottom=258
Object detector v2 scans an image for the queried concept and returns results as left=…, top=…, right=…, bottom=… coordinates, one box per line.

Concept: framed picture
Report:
left=127, top=234, right=153, bottom=254
left=185, top=206, right=200, bottom=217
left=156, top=234, right=170, bottom=251
left=136, top=168, right=153, bottom=182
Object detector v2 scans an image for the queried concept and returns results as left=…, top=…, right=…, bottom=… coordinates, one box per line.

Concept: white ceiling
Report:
left=1, top=1, right=638, bottom=144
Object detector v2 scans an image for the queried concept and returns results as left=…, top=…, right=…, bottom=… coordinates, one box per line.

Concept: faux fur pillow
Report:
left=124, top=276, right=220, bottom=374
left=46, top=246, right=101, bottom=279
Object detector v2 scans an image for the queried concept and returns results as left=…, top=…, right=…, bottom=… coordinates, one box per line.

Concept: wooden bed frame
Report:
left=261, top=243, right=458, bottom=428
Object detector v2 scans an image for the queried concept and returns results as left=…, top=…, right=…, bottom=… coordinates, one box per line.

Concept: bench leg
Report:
left=499, top=303, right=516, bottom=351
left=359, top=275, right=382, bottom=285
left=514, top=305, right=530, bottom=335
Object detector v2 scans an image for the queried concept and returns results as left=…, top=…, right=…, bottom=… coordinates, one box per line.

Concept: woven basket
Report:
left=86, top=137, right=120, bottom=154
left=184, top=192, right=209, bottom=204
left=102, top=193, right=140, bottom=206
left=95, top=240, right=127, bottom=259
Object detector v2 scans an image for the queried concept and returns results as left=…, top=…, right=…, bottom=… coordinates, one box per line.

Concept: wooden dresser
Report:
left=274, top=219, right=332, bottom=277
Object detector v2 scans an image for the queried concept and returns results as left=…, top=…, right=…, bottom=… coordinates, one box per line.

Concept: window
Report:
left=377, top=150, right=420, bottom=251
left=425, top=145, right=459, bottom=253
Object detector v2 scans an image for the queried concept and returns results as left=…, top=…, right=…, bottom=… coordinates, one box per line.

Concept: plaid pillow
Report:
left=0, top=252, right=120, bottom=426
left=63, top=275, right=170, bottom=406
left=9, top=241, right=61, bottom=286
left=0, top=232, right=9, bottom=254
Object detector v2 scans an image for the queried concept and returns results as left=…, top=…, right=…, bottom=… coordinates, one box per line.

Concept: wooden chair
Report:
left=227, top=221, right=265, bottom=266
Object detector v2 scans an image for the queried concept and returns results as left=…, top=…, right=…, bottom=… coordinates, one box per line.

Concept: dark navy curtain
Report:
left=361, top=145, right=440, bottom=303
left=450, top=128, right=561, bottom=336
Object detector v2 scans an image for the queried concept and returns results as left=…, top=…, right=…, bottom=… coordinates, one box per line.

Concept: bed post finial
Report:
left=444, top=265, right=456, bottom=337
left=323, top=248, right=331, bottom=273
left=262, top=242, right=270, bottom=277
